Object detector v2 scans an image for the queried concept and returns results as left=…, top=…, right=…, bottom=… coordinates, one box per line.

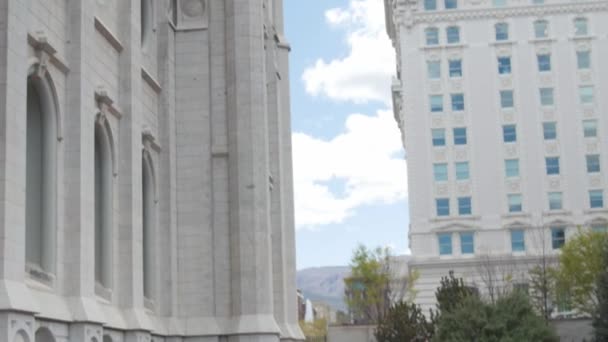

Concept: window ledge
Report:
left=570, top=35, right=596, bottom=41
left=445, top=43, right=467, bottom=49
left=529, top=37, right=556, bottom=44
left=431, top=215, right=481, bottom=223
left=585, top=208, right=608, bottom=215
left=543, top=210, right=572, bottom=217
left=421, top=45, right=442, bottom=51
left=490, top=40, right=516, bottom=46
left=502, top=212, right=530, bottom=219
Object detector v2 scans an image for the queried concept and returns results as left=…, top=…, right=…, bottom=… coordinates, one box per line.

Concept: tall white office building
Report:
left=385, top=0, right=608, bottom=312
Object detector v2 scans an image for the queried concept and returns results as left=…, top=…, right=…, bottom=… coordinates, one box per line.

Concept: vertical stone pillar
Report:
left=225, top=0, right=279, bottom=340
left=0, top=0, right=38, bottom=314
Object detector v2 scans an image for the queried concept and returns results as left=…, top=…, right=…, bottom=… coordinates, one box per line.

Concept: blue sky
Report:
left=284, top=0, right=410, bottom=269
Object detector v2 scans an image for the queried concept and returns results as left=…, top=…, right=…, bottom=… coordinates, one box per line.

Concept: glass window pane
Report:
left=438, top=233, right=452, bottom=255
left=543, top=122, right=557, bottom=140
left=503, top=125, right=516, bottom=143
left=540, top=88, right=554, bottom=106
left=458, top=197, right=472, bottom=215
left=451, top=93, right=465, bottom=111
left=579, top=86, right=594, bottom=104
left=546, top=157, right=560, bottom=175
left=460, top=232, right=474, bottom=254
left=549, top=192, right=562, bottom=210
left=511, top=230, right=525, bottom=252
left=428, top=61, right=441, bottom=79
left=434, top=163, right=448, bottom=181
left=500, top=90, right=514, bottom=108
left=430, top=95, right=443, bottom=112
left=449, top=60, right=462, bottom=77
left=453, top=127, right=467, bottom=145
left=508, top=194, right=522, bottom=212
left=426, top=28, right=439, bottom=45
left=445, top=0, right=458, bottom=9
left=587, top=154, right=600, bottom=173
left=425, top=0, right=437, bottom=10
left=498, top=57, right=511, bottom=74
left=447, top=26, right=460, bottom=44
left=534, top=20, right=548, bottom=38
left=590, top=190, right=604, bottom=208
left=575, top=18, right=588, bottom=36
left=583, top=120, right=597, bottom=138
left=455, top=162, right=469, bottom=180
left=537, top=54, right=551, bottom=72
left=592, top=225, right=608, bottom=233
left=577, top=51, right=591, bottom=69
left=495, top=23, right=509, bottom=41
left=432, top=129, right=446, bottom=146
left=505, top=159, right=519, bottom=178
left=551, top=227, right=565, bottom=249
left=437, top=198, right=450, bottom=216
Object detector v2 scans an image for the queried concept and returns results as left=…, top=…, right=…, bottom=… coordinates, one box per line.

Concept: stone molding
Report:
left=94, top=16, right=124, bottom=52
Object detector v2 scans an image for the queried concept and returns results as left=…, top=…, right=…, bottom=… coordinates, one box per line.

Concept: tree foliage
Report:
left=528, top=264, right=558, bottom=322
left=594, top=239, right=608, bottom=340
left=374, top=301, right=434, bottom=342
left=434, top=270, right=478, bottom=315
left=344, top=245, right=392, bottom=324
left=433, top=292, right=558, bottom=342
left=555, top=230, right=608, bottom=316
left=298, top=318, right=327, bottom=338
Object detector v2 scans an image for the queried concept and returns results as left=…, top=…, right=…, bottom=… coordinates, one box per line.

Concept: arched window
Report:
left=94, top=121, right=113, bottom=290
left=495, top=23, right=509, bottom=41
left=35, top=328, right=55, bottom=342
left=141, top=0, right=152, bottom=46
left=26, top=73, right=57, bottom=276
left=142, top=152, right=155, bottom=300
left=574, top=18, right=588, bottom=36
left=534, top=20, right=548, bottom=39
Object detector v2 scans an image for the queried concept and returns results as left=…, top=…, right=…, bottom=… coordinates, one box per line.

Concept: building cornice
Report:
left=392, top=0, right=608, bottom=28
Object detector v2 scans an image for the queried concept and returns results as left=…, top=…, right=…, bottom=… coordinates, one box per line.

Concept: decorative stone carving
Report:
left=449, top=79, right=462, bottom=91
left=590, top=175, right=602, bottom=188
left=545, top=142, right=558, bottom=155
left=429, top=81, right=442, bottom=93
left=587, top=141, right=599, bottom=153
left=453, top=113, right=465, bottom=125
left=436, top=184, right=449, bottom=196
left=583, top=107, right=595, bottom=118
left=542, top=108, right=555, bottom=121
left=507, top=180, right=520, bottom=192
left=549, top=178, right=560, bottom=190
left=499, top=76, right=512, bottom=88
left=182, top=0, right=205, bottom=18
left=457, top=183, right=471, bottom=194
left=539, top=73, right=553, bottom=85
left=496, top=47, right=511, bottom=57
left=579, top=71, right=592, bottom=83
left=503, top=111, right=515, bottom=122
left=175, top=0, right=208, bottom=30
left=505, top=144, right=517, bottom=157
left=431, top=115, right=445, bottom=127
left=575, top=41, right=591, bottom=51
left=454, top=147, right=467, bottom=160
left=434, top=149, right=447, bottom=161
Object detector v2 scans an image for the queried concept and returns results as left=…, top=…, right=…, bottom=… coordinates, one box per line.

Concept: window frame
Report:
left=511, top=229, right=525, bottom=252
left=542, top=121, right=557, bottom=140
left=438, top=233, right=453, bottom=255
left=545, top=157, right=560, bottom=175
left=508, top=194, right=522, bottom=213
left=453, top=127, right=467, bottom=145
left=458, top=197, right=472, bottom=215
left=460, top=232, right=475, bottom=254
left=436, top=198, right=450, bottom=216
left=590, top=190, right=604, bottom=208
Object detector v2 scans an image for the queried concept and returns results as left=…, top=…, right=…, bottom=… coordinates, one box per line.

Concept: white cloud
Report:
left=293, top=110, right=407, bottom=229
left=302, top=0, right=395, bottom=104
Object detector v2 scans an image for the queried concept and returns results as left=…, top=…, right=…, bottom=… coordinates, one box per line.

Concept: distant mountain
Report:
left=297, top=266, right=350, bottom=312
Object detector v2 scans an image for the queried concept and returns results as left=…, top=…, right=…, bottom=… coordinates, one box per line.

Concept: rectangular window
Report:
left=432, top=129, right=446, bottom=146
left=430, top=95, right=443, bottom=112
left=500, top=90, right=514, bottom=108
left=445, top=0, right=458, bottom=8
left=577, top=51, right=591, bottom=69
left=534, top=20, right=548, bottom=38
left=505, top=159, right=520, bottom=178
left=449, top=60, right=462, bottom=77
left=425, top=0, right=437, bottom=10
left=592, top=225, right=608, bottom=233
left=508, top=194, right=522, bottom=213
left=426, top=28, right=439, bottom=45
left=511, top=230, right=525, bottom=252
left=583, top=119, right=598, bottom=138
left=493, top=0, right=506, bottom=7
left=427, top=61, right=441, bottom=79
left=433, top=163, right=448, bottom=181
left=458, top=197, right=472, bottom=215
left=537, top=54, right=551, bottom=72
left=495, top=23, right=509, bottom=41
left=551, top=227, right=566, bottom=249
left=447, top=26, right=460, bottom=44
left=460, top=232, right=474, bottom=254
left=549, top=192, right=563, bottom=210
left=451, top=93, right=465, bottom=111
left=574, top=18, right=588, bottom=36
left=436, top=198, right=450, bottom=216
left=546, top=157, right=560, bottom=175
left=587, top=154, right=601, bottom=173
left=455, top=161, right=470, bottom=180
left=503, top=124, right=516, bottom=143
left=579, top=86, right=594, bottom=104
left=498, top=57, right=511, bottom=75
left=540, top=88, right=554, bottom=106
left=590, top=190, right=604, bottom=208
left=453, top=127, right=467, bottom=145
left=438, top=233, right=452, bottom=255
left=543, top=122, right=557, bottom=140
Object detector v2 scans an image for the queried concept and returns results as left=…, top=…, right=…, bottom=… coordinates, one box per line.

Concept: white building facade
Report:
left=0, top=1, right=303, bottom=341
left=385, top=0, right=608, bottom=312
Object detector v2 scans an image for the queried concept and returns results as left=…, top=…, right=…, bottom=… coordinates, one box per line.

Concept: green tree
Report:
left=594, top=239, right=608, bottom=340
left=433, top=291, right=558, bottom=342
left=529, top=264, right=557, bottom=322
left=375, top=301, right=434, bottom=342
left=556, top=229, right=608, bottom=316
left=434, top=270, right=477, bottom=315
left=344, top=245, right=392, bottom=324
